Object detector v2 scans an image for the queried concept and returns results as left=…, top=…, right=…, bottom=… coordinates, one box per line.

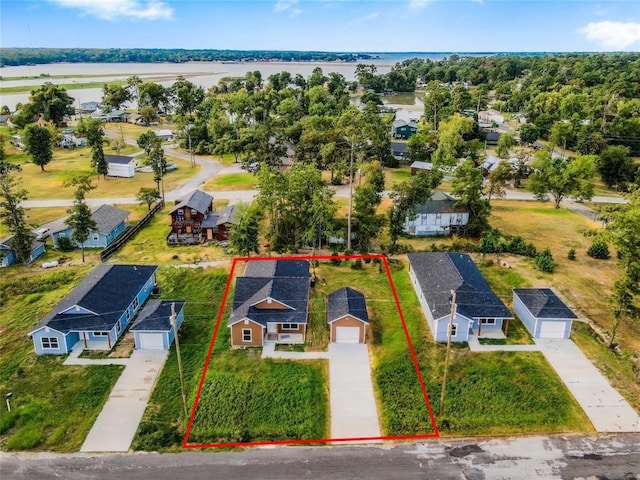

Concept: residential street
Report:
left=1, top=434, right=638, bottom=479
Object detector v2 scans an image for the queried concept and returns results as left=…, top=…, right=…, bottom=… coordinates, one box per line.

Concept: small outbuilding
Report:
left=512, top=288, right=576, bottom=339
left=106, top=154, right=136, bottom=178
left=131, top=300, right=185, bottom=350
left=327, top=287, right=369, bottom=344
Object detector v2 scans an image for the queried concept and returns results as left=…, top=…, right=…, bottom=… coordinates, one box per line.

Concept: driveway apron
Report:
left=81, top=350, right=169, bottom=452
left=536, top=338, right=640, bottom=432
left=328, top=343, right=381, bottom=443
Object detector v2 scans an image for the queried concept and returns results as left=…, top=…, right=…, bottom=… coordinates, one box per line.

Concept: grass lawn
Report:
left=203, top=172, right=258, bottom=191
left=315, top=259, right=591, bottom=437
left=133, top=267, right=328, bottom=449
left=0, top=266, right=123, bottom=451
left=5, top=144, right=200, bottom=200
left=384, top=166, right=411, bottom=187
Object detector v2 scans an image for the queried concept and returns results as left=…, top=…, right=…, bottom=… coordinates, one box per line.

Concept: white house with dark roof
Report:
left=131, top=300, right=185, bottom=350
left=106, top=154, right=136, bottom=178
left=47, top=204, right=130, bottom=249
left=403, top=191, right=469, bottom=236
left=407, top=253, right=512, bottom=342
left=327, top=287, right=369, bottom=344
left=513, top=288, right=577, bottom=339
left=29, top=264, right=158, bottom=355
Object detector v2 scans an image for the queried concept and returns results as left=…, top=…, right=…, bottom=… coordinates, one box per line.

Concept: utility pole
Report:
left=346, top=140, right=355, bottom=251
left=170, top=303, right=188, bottom=419
left=440, top=290, right=456, bottom=416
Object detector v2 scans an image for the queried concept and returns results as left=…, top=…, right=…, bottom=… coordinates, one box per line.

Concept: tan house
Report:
left=228, top=260, right=311, bottom=347
left=327, top=287, right=369, bottom=344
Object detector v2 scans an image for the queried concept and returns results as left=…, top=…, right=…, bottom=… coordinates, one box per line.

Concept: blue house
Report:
left=408, top=253, right=512, bottom=342
left=28, top=264, right=158, bottom=355
left=392, top=119, right=418, bottom=139
left=0, top=235, right=46, bottom=267
left=131, top=300, right=185, bottom=350
left=513, top=288, right=576, bottom=339
left=49, top=204, right=130, bottom=249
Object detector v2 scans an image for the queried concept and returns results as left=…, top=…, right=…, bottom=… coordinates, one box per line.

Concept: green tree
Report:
left=12, top=83, right=74, bottom=127
left=137, top=130, right=161, bottom=156
left=535, top=248, right=555, bottom=273
left=519, top=124, right=540, bottom=145
left=64, top=175, right=97, bottom=263
left=229, top=204, right=261, bottom=257
left=353, top=161, right=385, bottom=252
left=597, top=145, right=634, bottom=190
left=452, top=158, right=490, bottom=236
left=484, top=160, right=513, bottom=204
left=92, top=142, right=108, bottom=179
left=23, top=124, right=53, bottom=171
left=598, top=190, right=640, bottom=348
left=0, top=106, right=10, bottom=115
left=527, top=151, right=596, bottom=208
left=82, top=118, right=105, bottom=148
left=431, top=115, right=474, bottom=167
left=495, top=132, right=515, bottom=158
left=172, top=76, right=205, bottom=119
left=102, top=82, right=132, bottom=111
left=127, top=75, right=142, bottom=110
left=136, top=187, right=161, bottom=210
left=139, top=106, right=159, bottom=125
left=0, top=170, right=32, bottom=265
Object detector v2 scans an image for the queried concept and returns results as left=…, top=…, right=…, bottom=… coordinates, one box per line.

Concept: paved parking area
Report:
left=536, top=338, right=640, bottom=433
left=81, top=350, right=168, bottom=452
left=328, top=343, right=381, bottom=443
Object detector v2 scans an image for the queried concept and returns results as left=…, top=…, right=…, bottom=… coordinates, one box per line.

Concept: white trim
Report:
left=93, top=331, right=108, bottom=337
left=327, top=313, right=368, bottom=324
left=250, top=296, right=295, bottom=310
left=449, top=323, right=458, bottom=337
left=479, top=318, right=496, bottom=325
left=242, top=328, right=252, bottom=343
left=228, top=317, right=264, bottom=328
left=40, top=337, right=60, bottom=349
left=59, top=305, right=99, bottom=316
left=281, top=323, right=298, bottom=331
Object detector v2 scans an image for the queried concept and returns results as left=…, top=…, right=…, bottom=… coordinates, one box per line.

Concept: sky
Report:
left=1, top=0, right=639, bottom=52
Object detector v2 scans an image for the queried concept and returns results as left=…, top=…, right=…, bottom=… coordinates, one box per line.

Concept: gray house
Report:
left=28, top=264, right=158, bottom=355
left=513, top=288, right=576, bottom=339
left=48, top=204, right=130, bottom=249
left=131, top=300, right=185, bottom=350
left=408, top=253, right=512, bottom=342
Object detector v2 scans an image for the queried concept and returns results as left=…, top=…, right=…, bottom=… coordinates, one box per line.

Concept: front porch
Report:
left=470, top=328, right=506, bottom=339
left=264, top=332, right=305, bottom=344
left=166, top=231, right=203, bottom=245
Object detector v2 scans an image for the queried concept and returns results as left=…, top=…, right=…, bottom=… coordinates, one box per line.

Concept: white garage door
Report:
left=335, top=327, right=360, bottom=344
left=538, top=321, right=567, bottom=339
left=139, top=333, right=165, bottom=350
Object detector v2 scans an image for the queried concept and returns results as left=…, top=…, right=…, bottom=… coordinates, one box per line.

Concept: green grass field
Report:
left=203, top=172, right=258, bottom=191
left=0, top=266, right=123, bottom=451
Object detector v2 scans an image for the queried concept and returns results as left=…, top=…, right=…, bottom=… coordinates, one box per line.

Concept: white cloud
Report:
left=579, top=21, right=640, bottom=49
left=409, top=0, right=430, bottom=9
left=46, top=0, right=173, bottom=20
left=348, top=11, right=380, bottom=26
left=274, top=0, right=302, bottom=16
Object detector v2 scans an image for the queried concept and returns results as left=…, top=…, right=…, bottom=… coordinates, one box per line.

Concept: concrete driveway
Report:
left=328, top=343, right=381, bottom=442
left=81, top=350, right=169, bottom=452
left=535, top=338, right=640, bottom=433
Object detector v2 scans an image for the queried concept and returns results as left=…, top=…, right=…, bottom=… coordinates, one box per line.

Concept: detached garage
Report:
left=512, top=288, right=576, bottom=339
left=106, top=154, right=136, bottom=178
left=131, top=300, right=185, bottom=350
left=327, top=287, right=369, bottom=344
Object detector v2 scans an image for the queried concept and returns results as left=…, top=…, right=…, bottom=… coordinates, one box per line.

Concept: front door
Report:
left=267, top=323, right=277, bottom=334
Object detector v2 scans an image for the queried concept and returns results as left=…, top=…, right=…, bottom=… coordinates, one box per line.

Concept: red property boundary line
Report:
left=182, top=253, right=440, bottom=449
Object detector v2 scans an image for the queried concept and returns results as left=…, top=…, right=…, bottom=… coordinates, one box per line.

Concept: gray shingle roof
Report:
left=513, top=288, right=577, bottom=319
left=31, top=264, right=158, bottom=334
left=131, top=300, right=185, bottom=332
left=407, top=253, right=512, bottom=320
left=327, top=287, right=369, bottom=324
left=229, top=260, right=310, bottom=327
left=105, top=154, right=135, bottom=165
left=410, top=161, right=433, bottom=170
left=414, top=191, right=469, bottom=215
left=391, top=142, right=408, bottom=153
left=170, top=190, right=213, bottom=215
left=0, top=235, right=44, bottom=254
left=216, top=204, right=237, bottom=226
left=91, top=204, right=130, bottom=235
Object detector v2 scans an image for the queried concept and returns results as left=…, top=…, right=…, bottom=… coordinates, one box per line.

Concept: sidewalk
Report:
left=467, top=335, right=541, bottom=352
left=63, top=342, right=129, bottom=366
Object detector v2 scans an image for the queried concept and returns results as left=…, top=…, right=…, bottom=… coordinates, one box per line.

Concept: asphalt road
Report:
left=1, top=434, right=638, bottom=480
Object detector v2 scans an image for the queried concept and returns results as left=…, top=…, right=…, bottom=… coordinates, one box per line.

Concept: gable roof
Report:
left=407, top=252, right=512, bottom=320
left=170, top=190, right=213, bottom=215
left=228, top=260, right=310, bottom=327
left=414, top=191, right=468, bottom=215
left=105, top=154, right=135, bottom=165
left=0, top=235, right=44, bottom=254
left=390, top=142, right=408, bottom=153
left=513, top=288, right=577, bottom=319
left=30, top=264, right=158, bottom=334
left=327, top=287, right=369, bottom=324
left=410, top=161, right=433, bottom=171
left=90, top=204, right=130, bottom=234
left=216, top=204, right=237, bottom=226
left=131, top=300, right=185, bottom=332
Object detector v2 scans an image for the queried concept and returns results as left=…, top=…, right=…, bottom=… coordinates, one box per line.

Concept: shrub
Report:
left=567, top=248, right=576, bottom=260
left=587, top=240, right=610, bottom=259
left=56, top=236, right=74, bottom=251
left=479, top=229, right=500, bottom=254
left=5, top=424, right=45, bottom=450
left=503, top=235, right=537, bottom=258
left=351, top=259, right=363, bottom=270
left=330, top=253, right=341, bottom=266
left=535, top=248, right=555, bottom=273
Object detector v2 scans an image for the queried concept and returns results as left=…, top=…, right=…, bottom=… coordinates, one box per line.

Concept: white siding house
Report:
left=513, top=289, right=576, bottom=339
left=106, top=155, right=136, bottom=178
left=404, top=191, right=469, bottom=237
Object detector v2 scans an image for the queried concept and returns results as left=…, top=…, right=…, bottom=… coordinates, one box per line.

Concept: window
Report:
left=94, top=331, right=108, bottom=337
left=116, top=322, right=122, bottom=333
left=242, top=329, right=252, bottom=342
left=132, top=296, right=139, bottom=310
left=281, top=324, right=298, bottom=330
left=41, top=337, right=59, bottom=349
left=191, top=209, right=197, bottom=216
left=125, top=309, right=131, bottom=320
left=177, top=209, right=184, bottom=216
left=92, top=233, right=99, bottom=241
left=480, top=318, right=496, bottom=325
left=449, top=323, right=458, bottom=337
